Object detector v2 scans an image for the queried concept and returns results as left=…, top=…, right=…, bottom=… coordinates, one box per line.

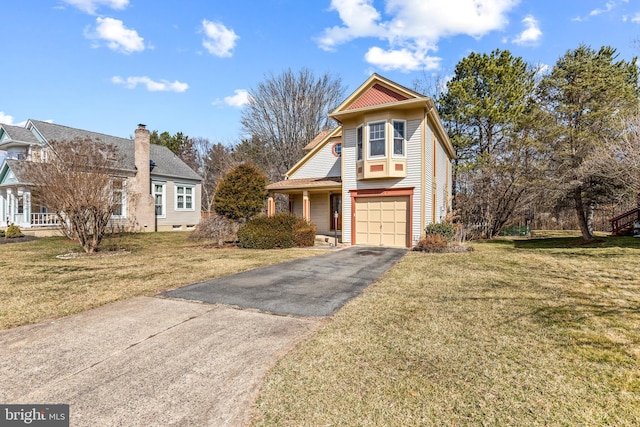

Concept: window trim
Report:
left=174, top=183, right=195, bottom=211
left=111, top=178, right=127, bottom=219
left=392, top=119, right=407, bottom=158
left=153, top=181, right=166, bottom=218
left=367, top=120, right=387, bottom=160
left=331, top=140, right=342, bottom=158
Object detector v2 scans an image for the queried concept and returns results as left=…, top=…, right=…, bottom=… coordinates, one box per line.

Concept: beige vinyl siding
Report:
left=436, top=139, right=450, bottom=223
left=290, top=194, right=303, bottom=217
left=289, top=141, right=341, bottom=179
left=309, top=193, right=330, bottom=234
left=156, top=180, right=202, bottom=230
left=425, top=122, right=435, bottom=226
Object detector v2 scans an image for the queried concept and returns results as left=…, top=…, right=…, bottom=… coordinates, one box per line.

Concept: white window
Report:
left=175, top=184, right=194, bottom=211
left=153, top=182, right=166, bottom=217
left=392, top=120, right=406, bottom=157
left=368, top=121, right=386, bottom=158
left=356, top=125, right=363, bottom=161
left=112, top=178, right=126, bottom=218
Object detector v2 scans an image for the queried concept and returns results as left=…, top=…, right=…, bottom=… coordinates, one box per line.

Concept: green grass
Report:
left=251, top=233, right=640, bottom=426
left=0, top=232, right=327, bottom=330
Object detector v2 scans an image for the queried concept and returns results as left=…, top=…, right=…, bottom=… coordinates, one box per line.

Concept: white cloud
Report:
left=318, top=0, right=519, bottom=71
left=0, top=112, right=15, bottom=125
left=224, top=89, right=250, bottom=107
left=590, top=1, right=616, bottom=16
left=86, top=17, right=145, bottom=54
left=111, top=76, right=189, bottom=92
left=631, top=12, right=640, bottom=23
left=365, top=47, right=440, bottom=72
left=512, top=15, right=542, bottom=45
left=62, top=0, right=128, bottom=15
left=201, top=20, right=238, bottom=57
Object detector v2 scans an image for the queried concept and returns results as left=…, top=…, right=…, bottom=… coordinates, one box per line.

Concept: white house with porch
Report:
left=0, top=120, right=202, bottom=235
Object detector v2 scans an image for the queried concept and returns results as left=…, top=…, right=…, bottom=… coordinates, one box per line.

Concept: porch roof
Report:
left=267, top=176, right=341, bottom=192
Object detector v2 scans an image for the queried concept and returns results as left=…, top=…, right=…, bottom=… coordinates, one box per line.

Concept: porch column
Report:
left=302, top=190, right=310, bottom=222
left=267, top=192, right=275, bottom=217
left=6, top=188, right=13, bottom=225
left=23, top=189, right=31, bottom=228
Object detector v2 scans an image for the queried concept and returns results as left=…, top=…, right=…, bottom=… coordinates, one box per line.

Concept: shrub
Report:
left=294, top=219, right=317, bottom=247
left=425, top=222, right=456, bottom=241
left=238, top=214, right=316, bottom=249
left=0, top=229, right=5, bottom=238
left=189, top=215, right=236, bottom=246
left=5, top=224, right=23, bottom=239
left=413, top=234, right=449, bottom=252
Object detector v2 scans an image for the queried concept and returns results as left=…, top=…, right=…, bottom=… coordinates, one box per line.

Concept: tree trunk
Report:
left=574, top=187, right=594, bottom=240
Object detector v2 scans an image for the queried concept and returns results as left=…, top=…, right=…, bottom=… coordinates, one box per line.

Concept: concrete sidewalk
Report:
left=0, top=297, right=318, bottom=426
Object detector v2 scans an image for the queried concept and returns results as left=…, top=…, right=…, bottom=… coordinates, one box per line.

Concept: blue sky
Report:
left=1, top=0, right=640, bottom=144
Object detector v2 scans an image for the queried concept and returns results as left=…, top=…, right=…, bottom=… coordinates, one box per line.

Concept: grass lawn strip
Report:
left=251, top=234, right=640, bottom=426
left=0, top=232, right=328, bottom=330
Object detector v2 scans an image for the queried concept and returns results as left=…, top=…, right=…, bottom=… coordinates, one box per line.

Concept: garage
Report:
left=354, top=196, right=409, bottom=247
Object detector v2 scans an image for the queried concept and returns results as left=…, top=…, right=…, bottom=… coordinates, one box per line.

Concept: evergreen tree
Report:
left=213, top=163, right=268, bottom=223
left=536, top=45, right=640, bottom=240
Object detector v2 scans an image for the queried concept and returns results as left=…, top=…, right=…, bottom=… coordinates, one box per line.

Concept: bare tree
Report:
left=240, top=68, right=346, bottom=179
left=26, top=138, right=124, bottom=253
left=192, top=137, right=236, bottom=212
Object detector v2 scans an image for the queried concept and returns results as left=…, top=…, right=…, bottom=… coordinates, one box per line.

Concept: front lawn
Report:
left=252, top=234, right=640, bottom=426
left=0, top=232, right=327, bottom=330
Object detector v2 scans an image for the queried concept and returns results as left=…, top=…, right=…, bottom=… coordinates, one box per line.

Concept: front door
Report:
left=330, top=193, right=342, bottom=231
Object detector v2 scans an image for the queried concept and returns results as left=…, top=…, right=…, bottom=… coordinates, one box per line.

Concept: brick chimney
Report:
left=132, top=124, right=155, bottom=231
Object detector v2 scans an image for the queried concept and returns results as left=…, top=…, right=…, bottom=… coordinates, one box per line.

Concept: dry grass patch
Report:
left=252, top=234, right=640, bottom=426
left=0, top=232, right=327, bottom=330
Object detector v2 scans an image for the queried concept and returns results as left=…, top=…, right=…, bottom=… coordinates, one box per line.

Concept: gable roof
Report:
left=330, top=73, right=426, bottom=120
left=0, top=123, right=40, bottom=147
left=26, top=120, right=200, bottom=181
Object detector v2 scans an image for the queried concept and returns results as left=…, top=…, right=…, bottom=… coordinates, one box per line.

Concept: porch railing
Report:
left=610, top=207, right=640, bottom=235
left=30, top=213, right=60, bottom=226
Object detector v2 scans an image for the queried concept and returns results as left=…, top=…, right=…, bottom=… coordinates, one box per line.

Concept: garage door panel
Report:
left=355, top=196, right=409, bottom=247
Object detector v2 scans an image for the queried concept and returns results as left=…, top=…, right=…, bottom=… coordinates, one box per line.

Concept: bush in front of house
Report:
left=0, top=229, right=5, bottom=238
left=5, top=224, right=24, bottom=239
left=414, top=221, right=473, bottom=253
left=424, top=222, right=456, bottom=241
left=188, top=214, right=236, bottom=247
left=237, top=213, right=316, bottom=249
left=5, top=224, right=23, bottom=239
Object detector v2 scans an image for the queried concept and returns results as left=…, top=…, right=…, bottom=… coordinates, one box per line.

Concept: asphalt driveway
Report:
left=1, top=246, right=406, bottom=426
left=163, top=246, right=407, bottom=317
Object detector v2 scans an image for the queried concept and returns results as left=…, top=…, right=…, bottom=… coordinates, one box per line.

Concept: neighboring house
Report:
left=266, top=74, right=455, bottom=248
left=0, top=120, right=202, bottom=234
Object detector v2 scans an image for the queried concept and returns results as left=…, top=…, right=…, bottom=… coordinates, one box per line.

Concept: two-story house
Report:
left=266, top=74, right=455, bottom=247
left=0, top=120, right=202, bottom=234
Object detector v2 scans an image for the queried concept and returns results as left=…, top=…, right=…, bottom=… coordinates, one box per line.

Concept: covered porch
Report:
left=266, top=177, right=342, bottom=240
left=0, top=185, right=60, bottom=230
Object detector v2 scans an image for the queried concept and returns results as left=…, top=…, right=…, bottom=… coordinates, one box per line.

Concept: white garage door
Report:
left=355, top=196, right=409, bottom=247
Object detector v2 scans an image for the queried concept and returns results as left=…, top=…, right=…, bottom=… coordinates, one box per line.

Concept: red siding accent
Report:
left=370, top=164, right=384, bottom=172
left=395, top=164, right=404, bottom=171
left=347, top=84, right=409, bottom=110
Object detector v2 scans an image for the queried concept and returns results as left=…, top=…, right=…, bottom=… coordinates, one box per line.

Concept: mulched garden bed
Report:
left=0, top=236, right=39, bottom=244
